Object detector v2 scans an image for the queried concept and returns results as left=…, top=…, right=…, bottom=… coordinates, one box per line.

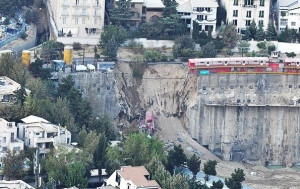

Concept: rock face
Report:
left=187, top=74, right=300, bottom=165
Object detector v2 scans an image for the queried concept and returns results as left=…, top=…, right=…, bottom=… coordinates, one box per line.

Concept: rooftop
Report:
left=21, top=115, right=50, bottom=124
left=0, top=180, right=34, bottom=189
left=177, top=0, right=218, bottom=12
left=118, top=166, right=160, bottom=188
left=143, top=0, right=165, bottom=8
left=0, top=76, right=30, bottom=96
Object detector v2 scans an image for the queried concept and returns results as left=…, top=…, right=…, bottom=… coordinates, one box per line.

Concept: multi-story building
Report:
left=0, top=119, right=24, bottom=168
left=278, top=0, right=300, bottom=32
left=18, top=115, right=71, bottom=153
left=106, top=166, right=161, bottom=189
left=177, top=0, right=219, bottom=34
left=221, top=0, right=270, bottom=33
left=0, top=76, right=30, bottom=104
left=48, top=0, right=105, bottom=45
left=115, top=0, right=165, bottom=28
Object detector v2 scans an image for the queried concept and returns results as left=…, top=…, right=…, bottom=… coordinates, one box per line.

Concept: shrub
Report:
left=268, top=45, right=276, bottom=55
left=143, top=50, right=167, bottom=62
left=20, top=31, right=28, bottom=39
left=73, top=42, right=82, bottom=50
left=257, top=42, right=267, bottom=50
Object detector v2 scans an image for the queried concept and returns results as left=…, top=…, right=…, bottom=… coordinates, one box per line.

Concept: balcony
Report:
left=242, top=4, right=257, bottom=8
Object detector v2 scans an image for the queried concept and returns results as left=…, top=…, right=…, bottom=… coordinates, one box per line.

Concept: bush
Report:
left=25, top=10, right=33, bottom=24
left=286, top=52, right=296, bottom=58
left=20, top=31, right=28, bottom=39
left=268, top=45, right=276, bottom=55
left=257, top=42, right=267, bottom=50
left=143, top=50, right=168, bottom=62
left=73, top=42, right=82, bottom=50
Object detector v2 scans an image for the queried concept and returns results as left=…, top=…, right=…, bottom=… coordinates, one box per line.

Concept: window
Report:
left=63, top=17, right=67, bottom=24
left=234, top=0, right=238, bottom=6
left=259, top=11, right=264, bottom=17
left=82, top=9, right=87, bottom=15
left=246, top=20, right=251, bottom=26
left=76, top=0, right=79, bottom=6
left=205, top=7, right=211, bottom=12
left=244, top=0, right=254, bottom=6
left=292, top=22, right=296, bottom=26
left=62, top=8, right=68, bottom=15
left=75, top=18, right=79, bottom=24
left=260, top=0, right=265, bottom=6
left=3, top=137, right=6, bottom=143
left=197, top=15, right=204, bottom=21
left=2, top=147, right=7, bottom=152
left=82, top=18, right=86, bottom=24
left=95, top=0, right=100, bottom=7
left=63, top=0, right=68, bottom=6
left=259, top=20, right=264, bottom=26
left=246, top=11, right=251, bottom=18
left=233, top=10, right=238, bottom=17
left=94, top=18, right=98, bottom=24
left=13, top=147, right=20, bottom=151
left=95, top=9, right=99, bottom=16
left=233, top=20, right=237, bottom=25
left=83, top=0, right=87, bottom=6
left=280, top=19, right=288, bottom=26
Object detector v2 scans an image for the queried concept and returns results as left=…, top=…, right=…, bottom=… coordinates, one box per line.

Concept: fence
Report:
left=0, top=13, right=26, bottom=49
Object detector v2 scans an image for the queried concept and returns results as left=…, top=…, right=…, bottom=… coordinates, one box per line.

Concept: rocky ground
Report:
left=114, top=62, right=300, bottom=189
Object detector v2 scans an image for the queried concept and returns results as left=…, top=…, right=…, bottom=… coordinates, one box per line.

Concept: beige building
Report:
left=116, top=0, right=165, bottom=28
left=48, top=0, right=105, bottom=45
left=221, top=0, right=270, bottom=33
left=0, top=76, right=30, bottom=104
left=106, top=166, right=161, bottom=189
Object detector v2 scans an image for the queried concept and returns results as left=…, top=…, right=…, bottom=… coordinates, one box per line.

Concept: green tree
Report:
left=286, top=52, right=296, bottom=58
left=249, top=20, right=257, bottom=40
left=255, top=23, right=266, bottom=41
left=57, top=75, right=74, bottom=97
left=14, top=83, right=27, bottom=106
left=238, top=41, right=250, bottom=57
left=162, top=0, right=178, bottom=17
left=222, top=23, right=239, bottom=49
left=29, top=58, right=51, bottom=80
left=109, top=0, right=133, bottom=27
left=199, top=30, right=209, bottom=46
left=65, top=162, right=88, bottom=188
left=278, top=26, right=292, bottom=42
left=211, top=180, right=224, bottom=189
left=77, top=126, right=88, bottom=147
left=41, top=41, right=65, bottom=61
left=187, top=154, right=201, bottom=177
left=167, top=145, right=186, bottom=174
left=173, top=35, right=195, bottom=58
left=3, top=150, right=25, bottom=179
left=202, top=41, right=217, bottom=58
left=25, top=10, right=33, bottom=24
left=192, top=21, right=201, bottom=42
left=225, top=168, right=245, bottom=189
left=203, top=160, right=218, bottom=176
left=98, top=25, right=128, bottom=59
left=105, top=146, right=122, bottom=175
left=266, top=23, right=277, bottom=41
left=217, top=5, right=227, bottom=27
left=146, top=157, right=171, bottom=188
left=94, top=134, right=108, bottom=173
left=243, top=27, right=252, bottom=41
left=89, top=115, right=116, bottom=140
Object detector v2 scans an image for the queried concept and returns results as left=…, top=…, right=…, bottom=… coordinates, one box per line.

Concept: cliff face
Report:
left=71, top=64, right=300, bottom=165
left=186, top=74, right=300, bottom=165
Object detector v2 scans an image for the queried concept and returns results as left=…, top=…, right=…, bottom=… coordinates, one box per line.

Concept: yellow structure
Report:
left=22, top=50, right=31, bottom=66
left=64, top=46, right=73, bottom=65
left=0, top=29, right=2, bottom=38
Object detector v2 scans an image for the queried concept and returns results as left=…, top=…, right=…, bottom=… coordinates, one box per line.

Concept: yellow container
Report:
left=64, top=46, right=73, bottom=65
left=0, top=30, right=2, bottom=38
left=22, top=50, right=31, bottom=66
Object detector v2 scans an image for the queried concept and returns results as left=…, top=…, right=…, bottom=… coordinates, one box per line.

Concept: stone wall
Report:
left=187, top=74, right=300, bottom=165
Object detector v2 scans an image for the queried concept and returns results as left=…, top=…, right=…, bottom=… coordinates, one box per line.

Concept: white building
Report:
left=0, top=119, right=24, bottom=168
left=221, top=0, right=270, bottom=33
left=0, top=180, right=34, bottom=189
left=0, top=76, right=30, bottom=104
left=278, top=0, right=300, bottom=32
left=106, top=166, right=161, bottom=189
left=48, top=0, right=105, bottom=45
left=17, top=115, right=71, bottom=152
left=177, top=0, right=219, bottom=34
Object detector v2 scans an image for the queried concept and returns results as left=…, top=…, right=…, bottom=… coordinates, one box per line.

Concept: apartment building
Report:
left=0, top=119, right=24, bottom=167
left=115, top=0, right=165, bottom=28
left=0, top=76, right=30, bottom=104
left=18, top=115, right=71, bottom=153
left=106, top=166, right=161, bottom=189
left=279, top=0, right=300, bottom=32
left=177, top=0, right=219, bottom=34
left=221, top=0, right=270, bottom=33
left=48, top=0, right=105, bottom=45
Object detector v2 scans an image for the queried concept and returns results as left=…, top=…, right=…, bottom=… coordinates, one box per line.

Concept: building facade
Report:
left=177, top=0, right=218, bottom=34
left=106, top=166, right=161, bottom=189
left=17, top=116, right=71, bottom=152
left=278, top=0, right=300, bottom=32
left=221, top=0, right=270, bottom=33
left=115, top=0, right=165, bottom=28
left=0, top=76, right=30, bottom=104
left=0, top=119, right=24, bottom=168
left=48, top=0, right=105, bottom=45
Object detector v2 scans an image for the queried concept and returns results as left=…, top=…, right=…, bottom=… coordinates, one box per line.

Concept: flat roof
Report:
left=144, top=0, right=165, bottom=8
left=189, top=57, right=269, bottom=63
left=21, top=115, right=50, bottom=124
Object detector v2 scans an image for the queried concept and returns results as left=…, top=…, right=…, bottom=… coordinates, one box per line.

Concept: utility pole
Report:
left=34, top=148, right=40, bottom=189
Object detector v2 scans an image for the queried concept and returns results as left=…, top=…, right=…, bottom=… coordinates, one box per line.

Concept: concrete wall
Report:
left=57, top=36, right=100, bottom=45
left=127, top=38, right=175, bottom=48
left=187, top=74, right=300, bottom=165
